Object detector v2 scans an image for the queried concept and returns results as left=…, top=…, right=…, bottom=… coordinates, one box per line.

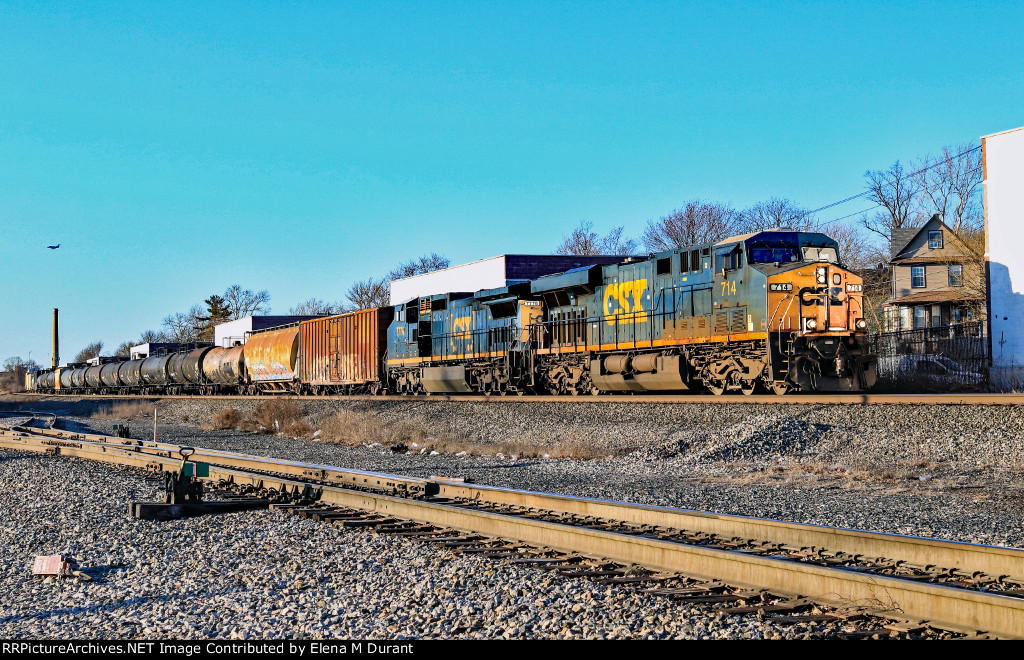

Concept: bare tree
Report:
left=3, top=356, right=40, bottom=372
left=555, top=221, right=638, bottom=255
left=73, top=341, right=103, bottom=363
left=642, top=200, right=739, bottom=251
left=139, top=329, right=167, bottom=343
left=386, top=253, right=451, bottom=281
left=113, top=329, right=168, bottom=358
left=289, top=298, right=338, bottom=316
left=824, top=221, right=876, bottom=270
left=913, top=143, right=983, bottom=232
left=738, top=198, right=816, bottom=232
left=343, top=278, right=389, bottom=311
left=162, top=305, right=205, bottom=342
left=223, top=284, right=271, bottom=319
left=862, top=161, right=923, bottom=240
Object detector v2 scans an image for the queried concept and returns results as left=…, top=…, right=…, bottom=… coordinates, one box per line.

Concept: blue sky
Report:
left=2, top=0, right=1022, bottom=365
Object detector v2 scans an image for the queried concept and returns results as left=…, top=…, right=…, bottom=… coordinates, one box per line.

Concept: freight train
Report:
left=29, top=228, right=877, bottom=397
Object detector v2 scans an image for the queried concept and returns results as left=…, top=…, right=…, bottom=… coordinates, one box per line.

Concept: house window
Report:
left=928, top=231, right=943, bottom=249
left=913, top=306, right=927, bottom=329
left=951, top=307, right=962, bottom=324
left=949, top=264, right=963, bottom=287
left=931, top=304, right=942, bottom=327
left=911, top=266, right=926, bottom=288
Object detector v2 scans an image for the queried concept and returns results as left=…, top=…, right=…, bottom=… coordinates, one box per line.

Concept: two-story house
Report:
left=884, top=214, right=984, bottom=331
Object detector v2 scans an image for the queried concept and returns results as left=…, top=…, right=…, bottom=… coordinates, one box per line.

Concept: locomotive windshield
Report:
left=749, top=245, right=800, bottom=263
left=745, top=231, right=841, bottom=265
left=801, top=246, right=839, bottom=263
left=747, top=232, right=800, bottom=263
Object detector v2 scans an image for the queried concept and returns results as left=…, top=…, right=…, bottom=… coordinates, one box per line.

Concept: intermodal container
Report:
left=299, top=308, right=392, bottom=386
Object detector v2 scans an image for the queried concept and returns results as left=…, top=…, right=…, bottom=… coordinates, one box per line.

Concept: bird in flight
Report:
left=47, top=244, right=60, bottom=249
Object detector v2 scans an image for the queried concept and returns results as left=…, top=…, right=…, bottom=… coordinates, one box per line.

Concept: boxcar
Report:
left=299, top=308, right=393, bottom=394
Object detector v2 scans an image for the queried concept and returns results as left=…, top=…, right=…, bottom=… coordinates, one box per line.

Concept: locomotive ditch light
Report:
left=805, top=318, right=818, bottom=331
left=855, top=319, right=867, bottom=330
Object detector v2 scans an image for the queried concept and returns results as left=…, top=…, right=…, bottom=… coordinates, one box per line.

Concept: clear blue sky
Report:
left=2, top=0, right=1022, bottom=365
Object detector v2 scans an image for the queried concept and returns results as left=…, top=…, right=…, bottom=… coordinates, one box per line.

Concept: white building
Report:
left=213, top=315, right=321, bottom=347
left=388, top=254, right=633, bottom=306
left=983, top=125, right=1024, bottom=388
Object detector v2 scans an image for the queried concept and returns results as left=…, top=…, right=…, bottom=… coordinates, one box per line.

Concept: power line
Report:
left=784, top=144, right=982, bottom=228
left=814, top=163, right=984, bottom=231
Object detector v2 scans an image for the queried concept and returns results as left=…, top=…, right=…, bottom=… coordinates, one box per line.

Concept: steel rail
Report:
left=6, top=423, right=1024, bottom=582
left=13, top=392, right=1024, bottom=405
left=1, top=430, right=1023, bottom=636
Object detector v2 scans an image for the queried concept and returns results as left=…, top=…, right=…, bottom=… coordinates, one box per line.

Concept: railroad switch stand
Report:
left=130, top=447, right=271, bottom=521
left=112, top=424, right=130, bottom=438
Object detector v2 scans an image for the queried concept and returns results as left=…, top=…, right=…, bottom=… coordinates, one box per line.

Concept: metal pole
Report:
left=153, top=408, right=157, bottom=444
left=52, top=308, right=59, bottom=368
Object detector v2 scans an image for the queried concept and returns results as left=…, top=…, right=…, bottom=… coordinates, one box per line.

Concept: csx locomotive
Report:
left=31, top=228, right=876, bottom=397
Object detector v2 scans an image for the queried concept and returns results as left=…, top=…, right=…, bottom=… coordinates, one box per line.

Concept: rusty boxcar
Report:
left=299, top=308, right=393, bottom=394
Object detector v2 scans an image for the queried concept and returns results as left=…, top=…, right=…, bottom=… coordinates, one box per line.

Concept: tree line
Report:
left=555, top=141, right=982, bottom=269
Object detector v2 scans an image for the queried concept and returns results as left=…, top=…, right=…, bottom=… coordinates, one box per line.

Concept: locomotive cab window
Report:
left=716, top=246, right=743, bottom=272
left=657, top=257, right=671, bottom=275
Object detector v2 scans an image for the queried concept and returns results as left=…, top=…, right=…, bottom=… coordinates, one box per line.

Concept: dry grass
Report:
left=204, top=400, right=311, bottom=436
left=200, top=401, right=611, bottom=459
left=315, top=408, right=610, bottom=460
left=91, top=401, right=157, bottom=420
left=253, top=399, right=303, bottom=433
left=209, top=408, right=243, bottom=430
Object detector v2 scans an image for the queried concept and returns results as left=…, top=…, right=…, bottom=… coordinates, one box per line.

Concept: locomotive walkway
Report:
left=2, top=416, right=1023, bottom=638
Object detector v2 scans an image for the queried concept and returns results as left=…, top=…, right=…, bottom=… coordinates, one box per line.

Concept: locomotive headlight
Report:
left=805, top=318, right=818, bottom=331
left=855, top=319, right=867, bottom=330
left=846, top=283, right=863, bottom=292
left=816, top=267, right=827, bottom=284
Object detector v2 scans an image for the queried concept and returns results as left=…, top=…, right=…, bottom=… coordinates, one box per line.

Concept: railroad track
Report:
left=14, top=392, right=1024, bottom=405
left=2, top=421, right=1023, bottom=638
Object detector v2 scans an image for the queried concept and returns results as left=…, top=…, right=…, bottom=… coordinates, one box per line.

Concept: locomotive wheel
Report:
left=707, top=382, right=726, bottom=396
left=770, top=381, right=790, bottom=396
left=740, top=381, right=757, bottom=396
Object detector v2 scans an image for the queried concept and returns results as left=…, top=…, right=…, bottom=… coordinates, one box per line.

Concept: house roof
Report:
left=890, top=255, right=970, bottom=265
left=890, top=226, right=920, bottom=260
left=889, top=214, right=979, bottom=263
left=889, top=289, right=982, bottom=306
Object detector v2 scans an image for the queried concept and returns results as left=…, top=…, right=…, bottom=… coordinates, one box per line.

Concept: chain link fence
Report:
left=869, top=321, right=988, bottom=392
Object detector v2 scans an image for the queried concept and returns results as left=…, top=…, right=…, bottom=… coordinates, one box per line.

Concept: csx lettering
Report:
left=604, top=280, right=648, bottom=326
left=450, top=316, right=473, bottom=351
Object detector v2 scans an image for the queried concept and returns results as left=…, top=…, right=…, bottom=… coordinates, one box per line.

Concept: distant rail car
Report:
left=31, top=229, right=875, bottom=397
